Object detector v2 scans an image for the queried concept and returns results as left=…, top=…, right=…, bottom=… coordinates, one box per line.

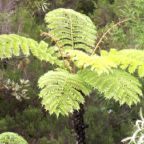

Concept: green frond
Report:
left=45, top=8, right=97, bottom=53
left=101, top=49, right=144, bottom=77
left=38, top=70, right=91, bottom=117
left=0, top=34, right=63, bottom=66
left=67, top=49, right=144, bottom=77
left=66, top=50, right=117, bottom=75
left=78, top=69, right=142, bottom=106
left=0, top=132, right=28, bottom=144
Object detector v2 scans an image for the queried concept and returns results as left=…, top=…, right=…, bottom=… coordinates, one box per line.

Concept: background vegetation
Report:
left=0, top=0, right=144, bottom=143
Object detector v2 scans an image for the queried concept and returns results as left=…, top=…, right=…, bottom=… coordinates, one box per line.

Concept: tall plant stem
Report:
left=72, top=104, right=87, bottom=144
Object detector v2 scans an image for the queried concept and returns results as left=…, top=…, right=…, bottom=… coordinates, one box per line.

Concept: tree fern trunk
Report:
left=72, top=104, right=87, bottom=144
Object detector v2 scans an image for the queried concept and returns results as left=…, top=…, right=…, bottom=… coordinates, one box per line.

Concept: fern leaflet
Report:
left=66, top=49, right=117, bottom=75
left=45, top=8, right=97, bottom=53
left=38, top=70, right=91, bottom=116
left=78, top=69, right=142, bottom=106
left=0, top=34, right=63, bottom=66
left=67, top=49, right=144, bottom=77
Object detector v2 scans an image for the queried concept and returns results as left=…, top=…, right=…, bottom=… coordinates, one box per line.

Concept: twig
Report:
left=91, top=18, right=131, bottom=55
left=41, top=32, right=59, bottom=43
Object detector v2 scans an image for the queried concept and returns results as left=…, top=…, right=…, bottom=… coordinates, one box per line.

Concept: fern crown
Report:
left=0, top=8, right=144, bottom=116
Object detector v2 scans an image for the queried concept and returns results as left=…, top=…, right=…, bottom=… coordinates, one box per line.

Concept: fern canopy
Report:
left=0, top=132, right=28, bottom=144
left=79, top=69, right=142, bottom=106
left=0, top=34, right=63, bottom=66
left=1, top=8, right=144, bottom=116
left=45, top=8, right=97, bottom=53
left=38, top=70, right=91, bottom=116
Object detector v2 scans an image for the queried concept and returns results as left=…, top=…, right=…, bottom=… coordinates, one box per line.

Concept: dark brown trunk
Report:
left=72, top=104, right=87, bottom=144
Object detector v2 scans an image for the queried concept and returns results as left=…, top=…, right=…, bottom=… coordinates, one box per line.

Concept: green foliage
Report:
left=100, top=49, right=144, bottom=77
left=67, top=48, right=144, bottom=77
left=66, top=49, right=117, bottom=74
left=0, top=34, right=62, bottom=66
left=79, top=69, right=142, bottom=106
left=109, top=0, right=144, bottom=49
left=0, top=132, right=28, bottom=144
left=25, top=0, right=50, bottom=13
left=1, top=8, right=144, bottom=117
left=1, top=1, right=144, bottom=143
left=45, top=8, right=97, bottom=53
left=38, top=70, right=91, bottom=116
left=0, top=34, right=42, bottom=58
left=81, top=0, right=144, bottom=50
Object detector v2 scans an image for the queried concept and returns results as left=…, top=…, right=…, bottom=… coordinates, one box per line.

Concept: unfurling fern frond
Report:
left=78, top=69, right=142, bottom=106
left=67, top=49, right=144, bottom=77
left=0, top=132, right=28, bottom=144
left=38, top=70, right=91, bottom=116
left=45, top=8, right=97, bottom=53
left=0, top=34, right=63, bottom=66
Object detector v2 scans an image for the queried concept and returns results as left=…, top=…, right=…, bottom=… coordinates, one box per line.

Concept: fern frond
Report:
left=67, top=49, right=144, bottom=77
left=45, top=8, right=97, bottom=53
left=101, top=49, right=144, bottom=77
left=0, top=132, right=28, bottom=144
left=38, top=70, right=91, bottom=117
left=66, top=50, right=117, bottom=75
left=78, top=69, right=142, bottom=106
left=0, top=34, right=63, bottom=66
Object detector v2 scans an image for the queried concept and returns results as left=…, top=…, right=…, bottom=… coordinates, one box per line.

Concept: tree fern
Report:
left=0, top=34, right=63, bottom=66
left=0, top=132, right=28, bottom=144
left=38, top=70, right=91, bottom=116
left=1, top=8, right=144, bottom=144
left=45, top=8, right=97, bottom=53
left=0, top=8, right=144, bottom=117
left=78, top=69, right=142, bottom=106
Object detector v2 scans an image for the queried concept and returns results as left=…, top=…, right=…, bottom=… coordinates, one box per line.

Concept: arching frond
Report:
left=45, top=8, right=97, bottom=53
left=38, top=70, right=91, bottom=116
left=0, top=132, right=28, bottom=144
left=66, top=50, right=117, bottom=75
left=67, top=49, right=144, bottom=77
left=103, top=49, right=144, bottom=77
left=0, top=34, right=63, bottom=66
left=78, top=69, right=142, bottom=106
